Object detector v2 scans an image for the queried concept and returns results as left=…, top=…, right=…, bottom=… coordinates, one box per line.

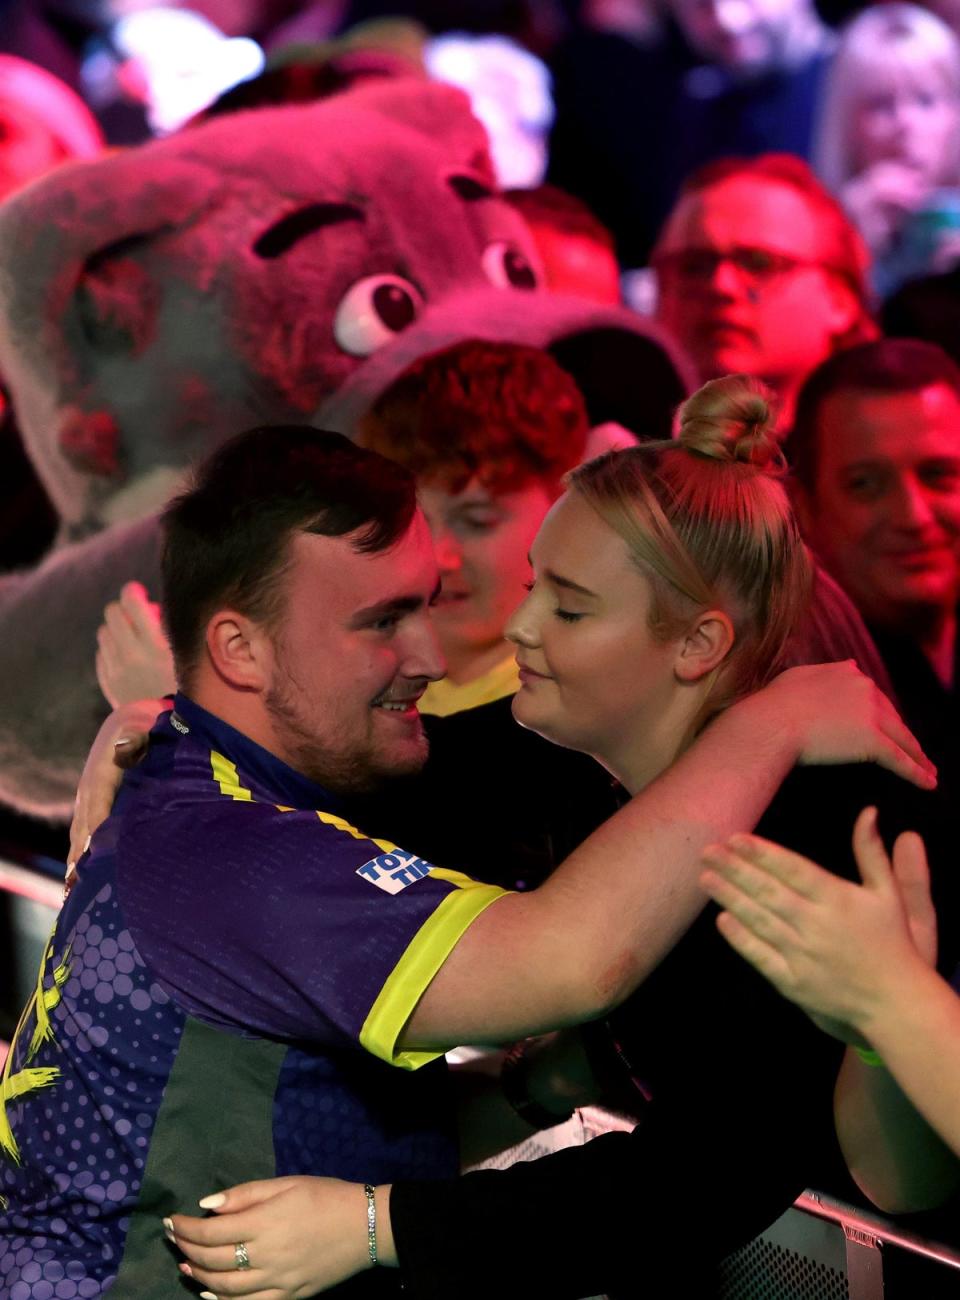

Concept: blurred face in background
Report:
left=655, top=176, right=862, bottom=416
left=849, top=61, right=960, bottom=188
left=667, top=0, right=811, bottom=73
left=796, top=383, right=960, bottom=628
left=418, top=476, right=554, bottom=682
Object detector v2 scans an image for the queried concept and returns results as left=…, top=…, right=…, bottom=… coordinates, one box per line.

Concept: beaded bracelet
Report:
left=364, top=1184, right=378, bottom=1267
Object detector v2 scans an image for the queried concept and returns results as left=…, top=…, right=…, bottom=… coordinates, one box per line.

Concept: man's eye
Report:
left=844, top=474, right=882, bottom=498
left=740, top=248, right=777, bottom=274
left=921, top=464, right=960, bottom=490
left=555, top=609, right=584, bottom=623
left=373, top=613, right=401, bottom=631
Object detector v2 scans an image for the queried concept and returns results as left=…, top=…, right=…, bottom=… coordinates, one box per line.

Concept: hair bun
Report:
left=677, top=375, right=786, bottom=475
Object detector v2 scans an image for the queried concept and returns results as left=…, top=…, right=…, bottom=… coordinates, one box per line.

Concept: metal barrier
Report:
left=718, top=1190, right=960, bottom=1299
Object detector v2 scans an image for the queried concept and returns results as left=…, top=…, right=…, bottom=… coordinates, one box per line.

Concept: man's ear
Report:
left=674, top=609, right=735, bottom=683
left=205, top=610, right=272, bottom=691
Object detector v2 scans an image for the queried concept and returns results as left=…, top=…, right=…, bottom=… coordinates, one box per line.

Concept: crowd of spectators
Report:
left=2, top=0, right=960, bottom=1293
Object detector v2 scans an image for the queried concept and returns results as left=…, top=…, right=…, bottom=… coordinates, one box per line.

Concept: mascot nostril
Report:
left=58, top=409, right=122, bottom=479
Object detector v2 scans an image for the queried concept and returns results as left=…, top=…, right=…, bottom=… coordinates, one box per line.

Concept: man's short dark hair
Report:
left=162, top=426, right=417, bottom=686
left=788, top=339, right=960, bottom=493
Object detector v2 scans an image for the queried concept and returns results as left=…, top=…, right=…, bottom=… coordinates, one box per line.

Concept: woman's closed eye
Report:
left=522, top=580, right=584, bottom=623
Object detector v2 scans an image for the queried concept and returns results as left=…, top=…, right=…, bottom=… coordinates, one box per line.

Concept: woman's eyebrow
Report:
left=543, top=568, right=600, bottom=599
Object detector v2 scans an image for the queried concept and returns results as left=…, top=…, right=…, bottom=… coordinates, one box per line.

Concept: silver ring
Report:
left=234, top=1241, right=251, bottom=1270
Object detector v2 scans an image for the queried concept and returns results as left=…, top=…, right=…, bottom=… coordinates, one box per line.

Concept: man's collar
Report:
left=171, top=693, right=343, bottom=812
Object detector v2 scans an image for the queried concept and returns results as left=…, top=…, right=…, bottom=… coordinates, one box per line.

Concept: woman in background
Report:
left=815, top=3, right=960, bottom=298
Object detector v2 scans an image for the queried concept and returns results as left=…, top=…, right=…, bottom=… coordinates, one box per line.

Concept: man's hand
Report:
left=740, top=661, right=935, bottom=790
left=96, top=581, right=176, bottom=709
left=166, top=1176, right=395, bottom=1297
left=699, top=807, right=936, bottom=1042
left=67, top=698, right=170, bottom=874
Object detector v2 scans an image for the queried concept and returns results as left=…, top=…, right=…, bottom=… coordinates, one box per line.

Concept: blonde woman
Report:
left=815, top=3, right=960, bottom=296
left=163, top=378, right=955, bottom=1298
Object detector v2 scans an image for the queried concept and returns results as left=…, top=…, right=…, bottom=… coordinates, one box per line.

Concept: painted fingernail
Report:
left=198, top=1192, right=226, bottom=1209
left=200, top=1292, right=218, bottom=1299
left=179, top=1263, right=193, bottom=1276
left=114, top=738, right=131, bottom=749
left=162, top=1216, right=175, bottom=1241
left=83, top=834, right=91, bottom=853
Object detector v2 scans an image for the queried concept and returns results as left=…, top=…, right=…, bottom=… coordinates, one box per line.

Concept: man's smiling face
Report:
left=263, top=510, right=446, bottom=792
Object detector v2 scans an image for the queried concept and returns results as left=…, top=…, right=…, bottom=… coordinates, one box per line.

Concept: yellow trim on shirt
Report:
left=360, top=879, right=508, bottom=1070
left=419, top=656, right=520, bottom=718
left=315, top=809, right=396, bottom=855
left=210, top=751, right=253, bottom=801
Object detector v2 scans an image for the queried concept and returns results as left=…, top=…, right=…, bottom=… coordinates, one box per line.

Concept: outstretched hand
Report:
left=700, top=807, right=936, bottom=1043
left=166, top=1177, right=386, bottom=1299
left=753, top=661, right=936, bottom=790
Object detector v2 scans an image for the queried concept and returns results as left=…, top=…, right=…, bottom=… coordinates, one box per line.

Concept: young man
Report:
left=653, top=155, right=877, bottom=432
left=2, top=424, right=927, bottom=1297
left=789, top=338, right=960, bottom=790
left=357, top=339, right=590, bottom=717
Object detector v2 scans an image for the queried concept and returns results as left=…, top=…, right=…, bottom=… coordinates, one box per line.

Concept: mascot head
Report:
left=0, top=80, right=541, bottom=532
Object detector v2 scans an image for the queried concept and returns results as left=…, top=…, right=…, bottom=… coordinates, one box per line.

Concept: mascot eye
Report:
left=482, top=242, right=539, bottom=291
left=333, top=275, right=424, bottom=356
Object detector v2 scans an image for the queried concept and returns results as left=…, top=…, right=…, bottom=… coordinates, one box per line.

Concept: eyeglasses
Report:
left=653, top=245, right=832, bottom=285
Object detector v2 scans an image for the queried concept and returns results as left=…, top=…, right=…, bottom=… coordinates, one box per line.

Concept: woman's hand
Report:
left=166, top=1177, right=393, bottom=1298
left=699, top=806, right=936, bottom=1042
left=842, top=162, right=930, bottom=254
left=67, top=697, right=169, bottom=875
left=96, top=580, right=176, bottom=709
left=747, top=661, right=936, bottom=790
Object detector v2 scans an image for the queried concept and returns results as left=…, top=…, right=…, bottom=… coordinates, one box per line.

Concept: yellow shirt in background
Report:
left=419, top=655, right=521, bottom=718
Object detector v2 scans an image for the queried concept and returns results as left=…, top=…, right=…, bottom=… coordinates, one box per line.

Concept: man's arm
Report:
left=400, top=663, right=933, bottom=1050
left=69, top=662, right=931, bottom=1053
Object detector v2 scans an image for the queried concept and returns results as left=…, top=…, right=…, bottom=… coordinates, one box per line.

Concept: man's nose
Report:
left=704, top=255, right=743, bottom=298
left=407, top=618, right=447, bottom=683
left=890, top=476, right=937, bottom=529
left=433, top=529, right=463, bottom=572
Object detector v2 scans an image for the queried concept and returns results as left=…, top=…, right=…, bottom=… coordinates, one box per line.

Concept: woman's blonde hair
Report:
left=815, top=3, right=960, bottom=193
left=569, top=375, right=812, bottom=732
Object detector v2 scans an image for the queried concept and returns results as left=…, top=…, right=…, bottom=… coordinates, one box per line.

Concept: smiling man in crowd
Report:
left=789, top=337, right=960, bottom=790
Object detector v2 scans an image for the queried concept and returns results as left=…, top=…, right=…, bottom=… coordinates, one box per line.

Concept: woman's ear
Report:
left=674, top=609, right=735, bottom=682
left=205, top=610, right=272, bottom=691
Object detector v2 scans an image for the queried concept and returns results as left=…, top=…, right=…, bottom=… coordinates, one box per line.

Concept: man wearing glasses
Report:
left=654, top=153, right=878, bottom=432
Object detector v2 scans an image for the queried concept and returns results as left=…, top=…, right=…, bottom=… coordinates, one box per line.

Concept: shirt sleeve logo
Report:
left=356, top=849, right=434, bottom=895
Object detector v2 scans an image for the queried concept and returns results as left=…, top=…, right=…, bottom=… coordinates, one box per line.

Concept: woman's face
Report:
left=505, top=491, right=684, bottom=772
left=851, top=62, right=960, bottom=187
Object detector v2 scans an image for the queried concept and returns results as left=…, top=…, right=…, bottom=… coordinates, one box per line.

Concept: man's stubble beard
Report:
left=264, top=654, right=428, bottom=795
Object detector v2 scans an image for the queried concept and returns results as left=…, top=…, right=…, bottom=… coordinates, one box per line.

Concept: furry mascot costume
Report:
left=0, top=80, right=691, bottom=816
